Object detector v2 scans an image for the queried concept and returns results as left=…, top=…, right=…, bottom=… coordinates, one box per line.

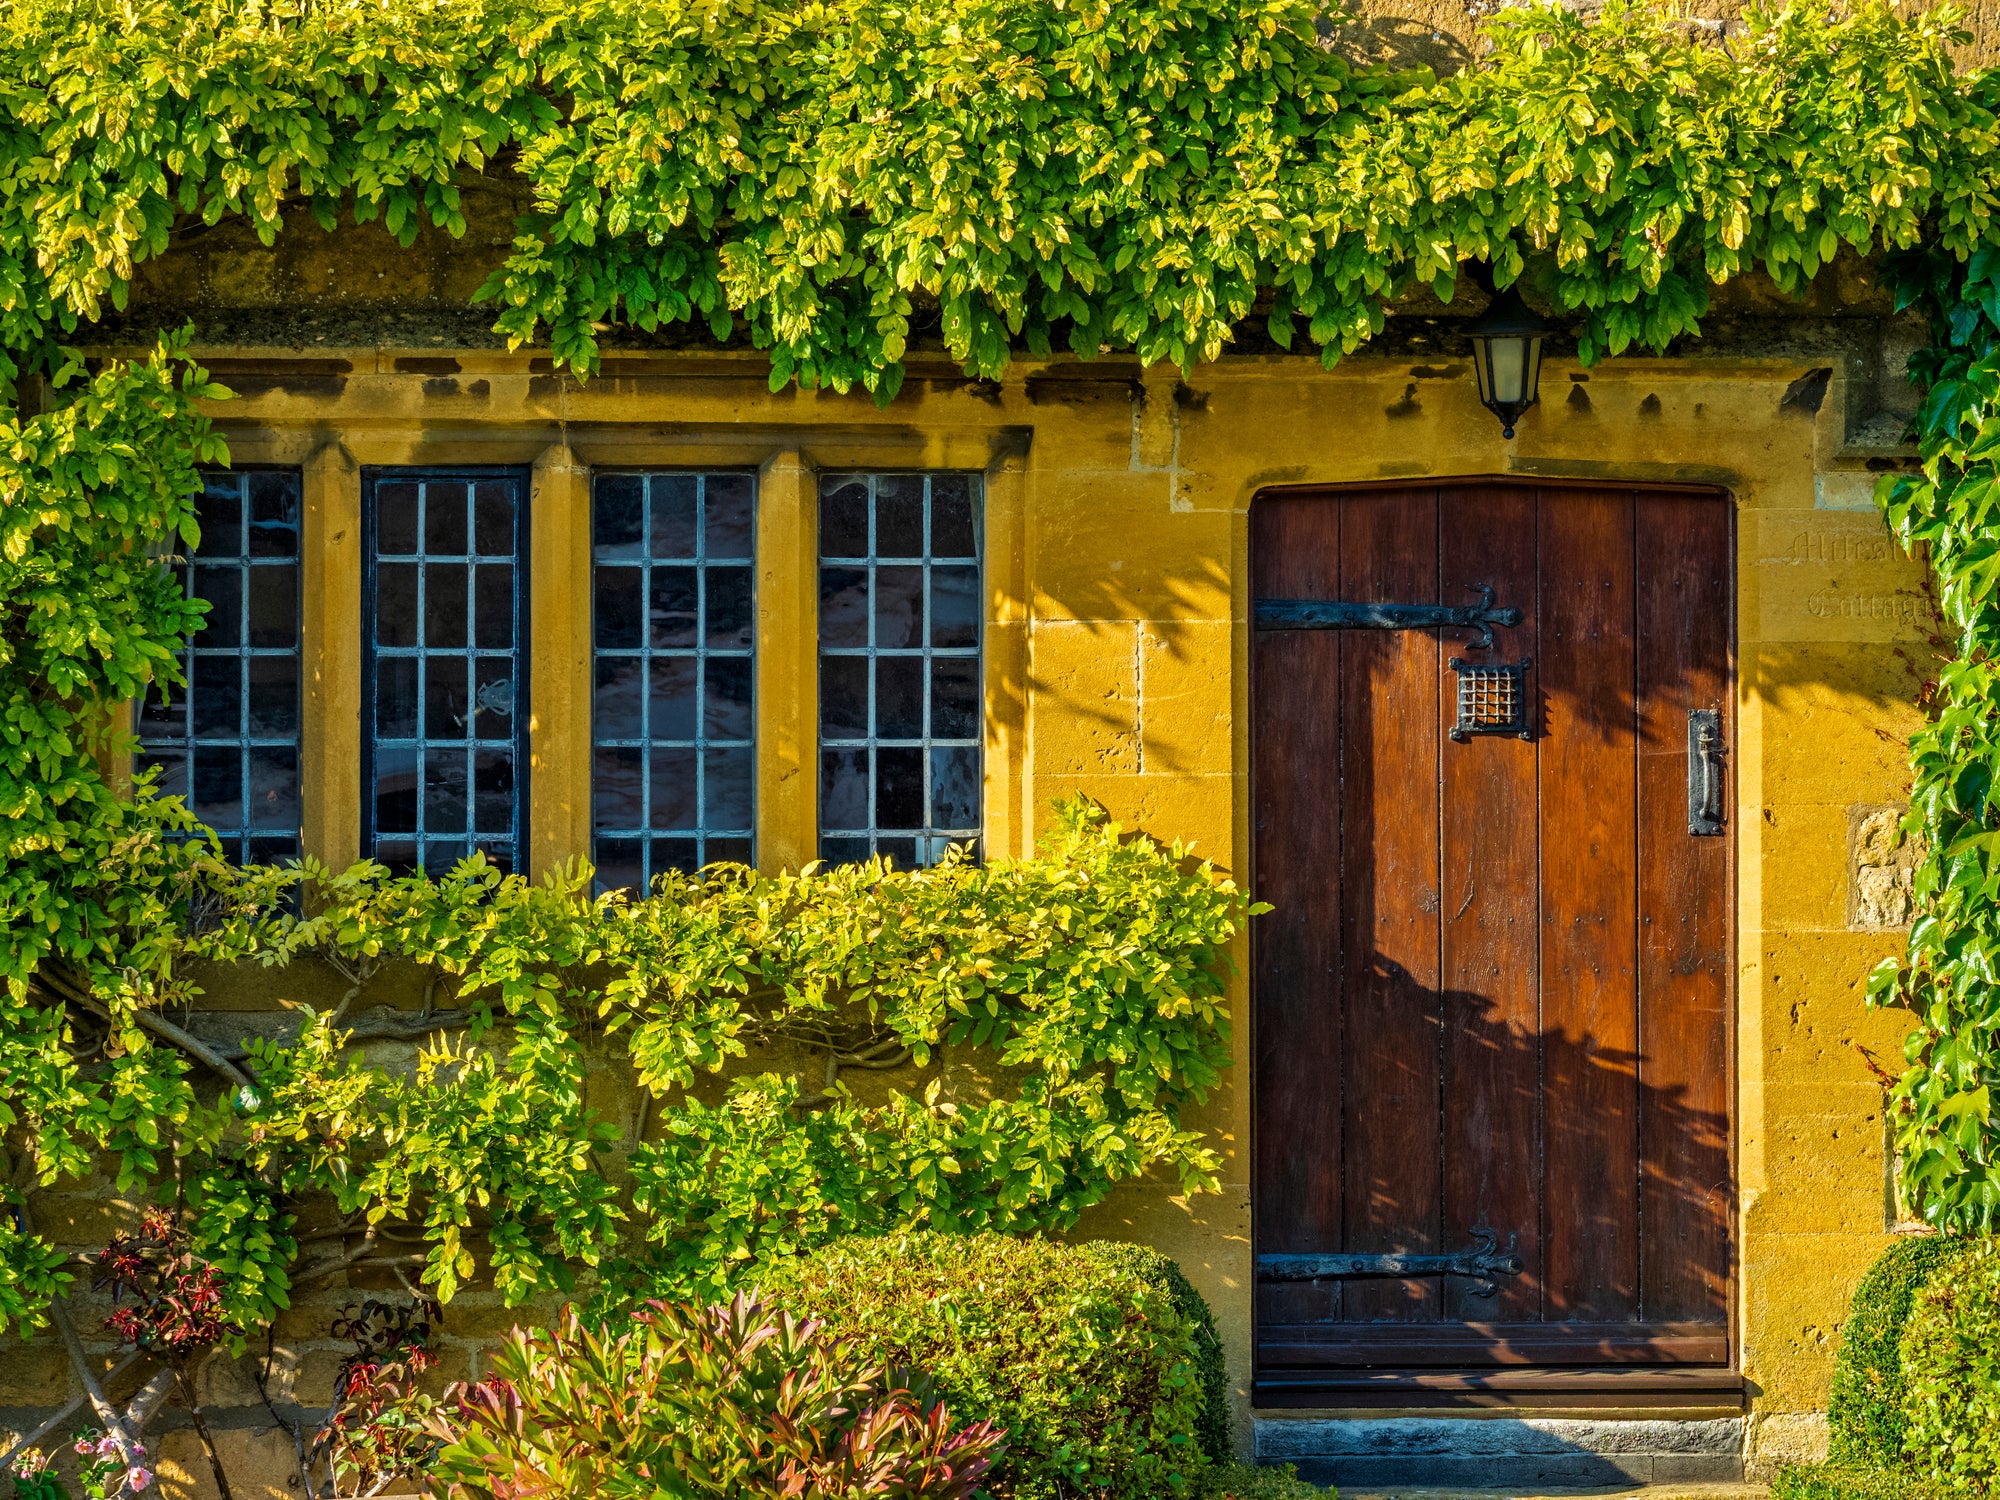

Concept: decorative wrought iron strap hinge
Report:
left=1257, top=1231, right=1526, bottom=1299
left=1254, top=584, right=1522, bottom=650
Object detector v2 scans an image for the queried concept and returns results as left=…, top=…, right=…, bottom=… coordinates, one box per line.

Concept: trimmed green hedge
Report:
left=1902, top=1241, right=2000, bottom=1491
left=1774, top=1234, right=1979, bottom=1499
left=752, top=1232, right=1229, bottom=1500
left=1829, top=1235, right=1981, bottom=1467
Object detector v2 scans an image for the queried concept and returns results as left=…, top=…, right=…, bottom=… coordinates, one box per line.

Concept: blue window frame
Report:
left=361, top=468, right=529, bottom=875
left=817, top=472, right=982, bottom=868
left=590, top=471, right=755, bottom=892
left=136, top=469, right=303, bottom=863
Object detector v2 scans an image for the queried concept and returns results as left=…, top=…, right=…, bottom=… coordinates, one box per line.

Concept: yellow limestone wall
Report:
left=45, top=341, right=1933, bottom=1484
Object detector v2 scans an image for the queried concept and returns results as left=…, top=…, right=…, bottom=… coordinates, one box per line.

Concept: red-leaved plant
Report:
left=305, top=1296, right=447, bottom=1498
left=425, top=1292, right=1003, bottom=1500
left=96, top=1210, right=242, bottom=1500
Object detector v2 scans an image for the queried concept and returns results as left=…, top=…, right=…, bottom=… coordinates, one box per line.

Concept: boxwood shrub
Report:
left=1772, top=1233, right=1979, bottom=1499
left=1901, top=1241, right=2000, bottom=1492
left=751, top=1232, right=1229, bottom=1500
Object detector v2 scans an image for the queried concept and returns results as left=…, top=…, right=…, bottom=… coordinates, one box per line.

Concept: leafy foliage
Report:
left=1874, top=241, right=2000, bottom=1229
left=1772, top=1234, right=1977, bottom=1500
left=1772, top=1462, right=1951, bottom=1500
left=1901, top=1241, right=2000, bottom=1492
left=426, top=1292, right=1004, bottom=1500
left=96, top=1207, right=241, bottom=1360
left=310, top=1297, right=449, bottom=1497
left=1188, top=1466, right=1328, bottom=1500
left=1828, top=1235, right=1980, bottom=1468
left=0, top=0, right=1996, bottom=1397
left=753, top=1232, right=1221, bottom=1500
left=7, top=803, right=1248, bottom=1328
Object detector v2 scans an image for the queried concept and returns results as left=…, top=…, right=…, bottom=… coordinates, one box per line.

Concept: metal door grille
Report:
left=361, top=469, right=529, bottom=875
left=589, top=470, right=756, bottom=892
left=817, top=472, right=982, bottom=869
left=136, top=469, right=303, bottom=863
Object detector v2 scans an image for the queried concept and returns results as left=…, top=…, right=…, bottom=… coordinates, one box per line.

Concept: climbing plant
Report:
left=3, top=0, right=2000, bottom=1400
left=1872, top=244, right=2000, bottom=1232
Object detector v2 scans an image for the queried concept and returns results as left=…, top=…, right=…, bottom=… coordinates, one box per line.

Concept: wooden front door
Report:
left=1250, top=481, right=1734, bottom=1399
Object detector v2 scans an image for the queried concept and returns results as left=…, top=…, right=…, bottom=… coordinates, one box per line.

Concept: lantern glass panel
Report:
left=1487, top=336, right=1530, bottom=404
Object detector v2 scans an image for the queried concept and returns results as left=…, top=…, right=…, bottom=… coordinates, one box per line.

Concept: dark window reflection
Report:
left=589, top=472, right=757, bottom=892
left=816, top=473, right=983, bottom=868
left=135, top=470, right=303, bottom=865
left=364, top=469, right=527, bottom=875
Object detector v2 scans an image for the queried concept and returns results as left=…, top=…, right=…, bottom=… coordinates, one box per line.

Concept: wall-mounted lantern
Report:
left=1465, top=282, right=1554, bottom=439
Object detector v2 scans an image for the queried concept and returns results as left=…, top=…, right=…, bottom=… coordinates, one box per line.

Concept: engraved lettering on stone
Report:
left=1804, top=590, right=1930, bottom=627
left=1787, top=529, right=1893, bottom=565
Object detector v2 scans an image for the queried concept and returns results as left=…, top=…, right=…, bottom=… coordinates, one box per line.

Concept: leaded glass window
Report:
left=362, top=469, right=528, bottom=875
left=817, top=472, right=982, bottom=868
left=590, top=471, right=756, bottom=892
left=136, top=470, right=303, bottom=863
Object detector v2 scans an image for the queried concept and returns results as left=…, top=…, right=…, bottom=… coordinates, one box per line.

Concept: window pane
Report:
left=191, top=746, right=244, bottom=829
left=250, top=747, right=301, bottom=829
left=816, top=473, right=982, bottom=865
left=649, top=567, right=698, bottom=649
left=590, top=471, right=757, bottom=886
left=820, top=656, right=869, bottom=739
left=819, top=566, right=870, bottom=649
left=595, top=475, right=645, bottom=557
left=376, top=482, right=419, bottom=555
left=474, top=481, right=515, bottom=555
left=705, top=474, right=754, bottom=559
left=473, top=750, right=515, bottom=835
left=875, top=476, right=925, bottom=556
left=191, top=653, right=242, bottom=737
left=595, top=566, right=643, bottom=649
left=595, top=658, right=644, bottom=741
left=650, top=475, right=698, bottom=559
left=195, top=565, right=242, bottom=647
left=376, top=563, right=419, bottom=646
left=364, top=470, right=528, bottom=870
left=425, top=657, right=469, bottom=740
left=248, top=564, right=298, bottom=648
left=705, top=746, right=753, bottom=832
left=474, top=564, right=514, bottom=649
left=197, top=483, right=244, bottom=555
left=248, top=471, right=299, bottom=558
left=703, top=656, right=752, bottom=740
left=248, top=657, right=300, bottom=738
left=876, top=657, right=924, bottom=740
left=425, top=564, right=468, bottom=649
left=649, top=747, right=698, bottom=831
left=424, top=481, right=469, bottom=556
left=378, top=657, right=419, bottom=739
left=649, top=655, right=698, bottom=741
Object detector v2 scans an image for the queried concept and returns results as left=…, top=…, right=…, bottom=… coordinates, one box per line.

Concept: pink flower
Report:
left=96, top=1437, right=122, bottom=1457
left=129, top=1445, right=144, bottom=1457
left=126, top=1467, right=153, bottom=1492
left=75, top=1440, right=96, bottom=1456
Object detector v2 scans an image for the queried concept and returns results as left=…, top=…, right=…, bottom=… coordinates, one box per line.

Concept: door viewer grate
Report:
left=1450, top=657, right=1533, bottom=741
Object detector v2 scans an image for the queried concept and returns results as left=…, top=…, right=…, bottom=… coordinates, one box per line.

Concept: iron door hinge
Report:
left=1257, top=1231, right=1526, bottom=1299
left=1254, top=584, right=1521, bottom=650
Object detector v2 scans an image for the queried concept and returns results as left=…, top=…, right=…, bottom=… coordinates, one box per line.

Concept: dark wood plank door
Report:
left=1251, top=482, right=1733, bottom=1397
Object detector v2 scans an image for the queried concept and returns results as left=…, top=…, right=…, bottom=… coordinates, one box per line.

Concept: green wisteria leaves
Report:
left=3, top=0, right=2000, bottom=1333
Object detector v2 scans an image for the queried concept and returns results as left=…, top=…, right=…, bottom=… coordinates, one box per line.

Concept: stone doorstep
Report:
left=1255, top=1416, right=1748, bottom=1491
